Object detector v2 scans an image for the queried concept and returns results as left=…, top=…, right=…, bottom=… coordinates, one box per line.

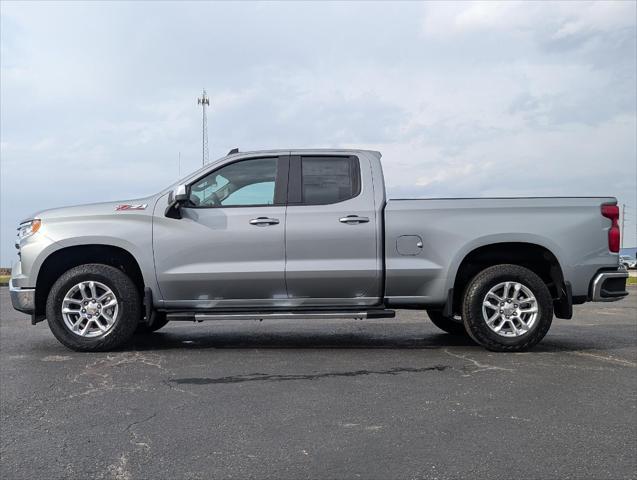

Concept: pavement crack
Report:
left=66, top=352, right=164, bottom=399
left=123, top=412, right=157, bottom=432
left=162, top=379, right=201, bottom=397
left=171, top=365, right=450, bottom=385
left=567, top=351, right=637, bottom=367
left=444, top=349, right=514, bottom=375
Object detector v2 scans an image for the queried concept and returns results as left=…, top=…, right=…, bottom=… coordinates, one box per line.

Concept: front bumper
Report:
left=9, top=279, right=35, bottom=314
left=591, top=270, right=629, bottom=302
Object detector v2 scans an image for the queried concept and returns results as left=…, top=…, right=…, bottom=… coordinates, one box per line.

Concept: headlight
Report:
left=17, top=219, right=42, bottom=242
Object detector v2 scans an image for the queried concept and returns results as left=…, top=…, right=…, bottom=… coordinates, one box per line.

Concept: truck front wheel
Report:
left=461, top=264, right=553, bottom=352
left=426, top=310, right=467, bottom=336
left=46, top=264, right=141, bottom=352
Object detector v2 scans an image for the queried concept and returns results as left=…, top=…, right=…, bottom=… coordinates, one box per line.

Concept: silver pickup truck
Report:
left=10, top=149, right=628, bottom=352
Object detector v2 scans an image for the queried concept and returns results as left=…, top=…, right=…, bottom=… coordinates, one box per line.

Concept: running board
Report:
left=166, top=309, right=395, bottom=322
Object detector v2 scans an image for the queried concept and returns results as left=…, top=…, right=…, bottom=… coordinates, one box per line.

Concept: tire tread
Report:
left=461, top=264, right=553, bottom=352
left=46, top=264, right=141, bottom=352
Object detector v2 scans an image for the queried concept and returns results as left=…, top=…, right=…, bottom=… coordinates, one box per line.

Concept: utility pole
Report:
left=197, top=89, right=210, bottom=166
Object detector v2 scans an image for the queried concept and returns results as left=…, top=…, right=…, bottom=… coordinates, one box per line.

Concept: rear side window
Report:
left=300, top=156, right=360, bottom=205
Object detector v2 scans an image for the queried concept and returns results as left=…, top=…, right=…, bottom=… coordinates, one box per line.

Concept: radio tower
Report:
left=197, top=89, right=210, bottom=166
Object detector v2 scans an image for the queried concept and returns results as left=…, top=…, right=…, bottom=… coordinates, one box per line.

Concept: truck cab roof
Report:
left=225, top=148, right=382, bottom=159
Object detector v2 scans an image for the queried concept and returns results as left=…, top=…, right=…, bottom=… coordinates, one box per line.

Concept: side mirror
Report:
left=165, top=184, right=189, bottom=219
left=173, top=184, right=189, bottom=202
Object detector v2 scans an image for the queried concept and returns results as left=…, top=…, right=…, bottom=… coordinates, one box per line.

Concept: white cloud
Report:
left=422, top=1, right=636, bottom=39
left=552, top=1, right=637, bottom=39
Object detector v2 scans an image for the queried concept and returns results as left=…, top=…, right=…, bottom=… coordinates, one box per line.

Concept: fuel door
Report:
left=396, top=235, right=423, bottom=256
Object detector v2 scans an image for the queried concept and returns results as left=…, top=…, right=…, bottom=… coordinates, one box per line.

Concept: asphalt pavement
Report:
left=1, top=287, right=636, bottom=480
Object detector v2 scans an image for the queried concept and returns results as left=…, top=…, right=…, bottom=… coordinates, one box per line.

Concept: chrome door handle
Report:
left=249, top=217, right=279, bottom=226
left=339, top=215, right=370, bottom=224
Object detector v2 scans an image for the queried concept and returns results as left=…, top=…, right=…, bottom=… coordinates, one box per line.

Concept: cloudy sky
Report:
left=1, top=1, right=636, bottom=265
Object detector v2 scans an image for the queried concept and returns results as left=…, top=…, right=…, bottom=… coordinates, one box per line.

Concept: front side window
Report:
left=189, top=158, right=278, bottom=207
left=301, top=156, right=359, bottom=204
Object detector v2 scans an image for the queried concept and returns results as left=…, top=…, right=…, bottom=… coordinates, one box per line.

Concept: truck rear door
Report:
left=284, top=154, right=381, bottom=306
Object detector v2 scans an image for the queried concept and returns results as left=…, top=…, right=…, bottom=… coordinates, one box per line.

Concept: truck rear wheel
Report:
left=46, top=264, right=141, bottom=352
left=461, top=264, right=553, bottom=352
left=426, top=310, right=467, bottom=336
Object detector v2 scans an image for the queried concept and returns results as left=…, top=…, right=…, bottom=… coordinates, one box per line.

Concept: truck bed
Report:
left=383, top=196, right=618, bottom=305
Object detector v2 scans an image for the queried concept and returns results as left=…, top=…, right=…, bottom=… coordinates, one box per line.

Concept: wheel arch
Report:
left=449, top=240, right=566, bottom=315
left=34, top=244, right=145, bottom=319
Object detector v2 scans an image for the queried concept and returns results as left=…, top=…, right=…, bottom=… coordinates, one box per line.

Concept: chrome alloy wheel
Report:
left=481, top=281, right=539, bottom=337
left=61, top=281, right=119, bottom=338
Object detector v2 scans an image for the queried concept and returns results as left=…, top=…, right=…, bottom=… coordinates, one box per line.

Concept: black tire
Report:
left=46, top=264, right=141, bottom=352
left=427, top=310, right=467, bottom=336
left=135, top=313, right=169, bottom=334
left=461, top=264, right=553, bottom=352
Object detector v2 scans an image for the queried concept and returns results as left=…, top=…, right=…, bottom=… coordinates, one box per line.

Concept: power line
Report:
left=197, top=89, right=210, bottom=166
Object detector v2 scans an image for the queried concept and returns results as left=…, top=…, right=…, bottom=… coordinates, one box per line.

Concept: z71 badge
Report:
left=115, top=204, right=147, bottom=211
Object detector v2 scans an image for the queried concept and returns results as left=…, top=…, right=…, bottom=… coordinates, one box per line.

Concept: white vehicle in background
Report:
left=620, top=255, right=636, bottom=269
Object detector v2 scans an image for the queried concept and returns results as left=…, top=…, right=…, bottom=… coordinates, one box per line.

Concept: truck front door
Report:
left=153, top=156, right=289, bottom=309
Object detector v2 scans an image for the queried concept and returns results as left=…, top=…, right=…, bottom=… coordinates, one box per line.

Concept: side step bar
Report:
left=166, top=309, right=396, bottom=322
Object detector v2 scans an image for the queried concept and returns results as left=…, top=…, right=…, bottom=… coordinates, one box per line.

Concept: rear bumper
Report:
left=9, top=279, right=35, bottom=314
left=591, top=270, right=629, bottom=302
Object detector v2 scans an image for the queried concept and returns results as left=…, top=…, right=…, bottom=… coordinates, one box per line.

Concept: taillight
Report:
left=601, top=204, right=620, bottom=253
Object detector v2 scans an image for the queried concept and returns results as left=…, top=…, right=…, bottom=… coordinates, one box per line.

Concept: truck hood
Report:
left=23, top=197, right=156, bottom=222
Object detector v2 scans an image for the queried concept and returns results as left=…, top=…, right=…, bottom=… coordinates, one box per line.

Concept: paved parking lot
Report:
left=1, top=287, right=636, bottom=480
